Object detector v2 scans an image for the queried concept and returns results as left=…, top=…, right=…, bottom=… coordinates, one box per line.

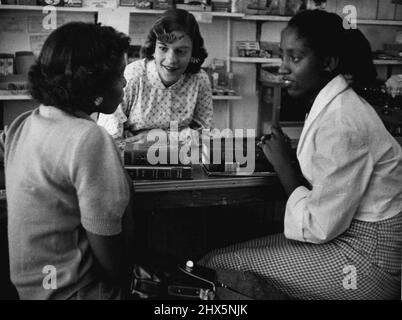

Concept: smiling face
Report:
left=279, top=27, right=328, bottom=101
left=154, top=30, right=192, bottom=87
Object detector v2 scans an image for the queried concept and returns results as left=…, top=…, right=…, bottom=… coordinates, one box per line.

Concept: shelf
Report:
left=231, top=57, right=402, bottom=66
left=129, top=9, right=244, bottom=18
left=373, top=59, right=402, bottom=65
left=230, top=57, right=281, bottom=65
left=2, top=6, right=402, bottom=25
left=242, top=15, right=291, bottom=22
left=0, top=4, right=98, bottom=12
left=0, top=94, right=31, bottom=100
left=0, top=5, right=245, bottom=18
left=212, top=95, right=242, bottom=100
left=0, top=94, right=242, bottom=101
left=241, top=14, right=402, bottom=26
left=357, top=19, right=402, bottom=26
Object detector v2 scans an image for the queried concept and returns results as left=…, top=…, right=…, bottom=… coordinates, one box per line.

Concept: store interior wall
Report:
left=1, top=1, right=402, bottom=131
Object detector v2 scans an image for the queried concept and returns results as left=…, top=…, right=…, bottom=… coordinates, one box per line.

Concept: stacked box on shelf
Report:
left=211, top=0, right=231, bottom=12
left=119, top=0, right=151, bottom=8
left=36, top=0, right=83, bottom=6
left=152, top=0, right=173, bottom=9
left=83, top=0, right=118, bottom=8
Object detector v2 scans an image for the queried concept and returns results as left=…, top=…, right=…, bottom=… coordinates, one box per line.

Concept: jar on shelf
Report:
left=15, top=51, right=35, bottom=75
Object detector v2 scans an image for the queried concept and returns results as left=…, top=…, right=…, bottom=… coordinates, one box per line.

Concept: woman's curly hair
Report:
left=141, top=9, right=208, bottom=74
left=29, top=22, right=130, bottom=114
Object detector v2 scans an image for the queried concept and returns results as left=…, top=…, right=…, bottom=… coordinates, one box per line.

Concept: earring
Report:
left=190, top=57, right=200, bottom=64
left=94, top=97, right=103, bottom=106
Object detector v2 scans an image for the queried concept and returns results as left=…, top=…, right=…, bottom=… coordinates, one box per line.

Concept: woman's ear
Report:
left=323, top=56, right=339, bottom=72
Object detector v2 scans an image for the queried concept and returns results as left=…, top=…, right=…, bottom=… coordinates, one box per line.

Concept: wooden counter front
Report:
left=133, top=165, right=284, bottom=210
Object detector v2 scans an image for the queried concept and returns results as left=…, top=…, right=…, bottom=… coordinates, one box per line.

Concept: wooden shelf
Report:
left=230, top=57, right=281, bottom=65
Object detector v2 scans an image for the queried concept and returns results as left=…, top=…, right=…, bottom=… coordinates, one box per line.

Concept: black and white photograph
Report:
left=0, top=0, right=401, bottom=304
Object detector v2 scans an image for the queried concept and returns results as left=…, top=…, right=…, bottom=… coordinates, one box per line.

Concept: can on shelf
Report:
left=15, top=51, right=35, bottom=75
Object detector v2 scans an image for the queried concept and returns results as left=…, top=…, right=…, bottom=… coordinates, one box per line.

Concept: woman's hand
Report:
left=257, top=125, right=293, bottom=171
left=123, top=130, right=150, bottom=143
left=257, top=125, right=300, bottom=197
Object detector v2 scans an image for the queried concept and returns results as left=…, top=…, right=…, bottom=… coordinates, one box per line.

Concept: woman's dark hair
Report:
left=141, top=9, right=208, bottom=74
left=286, top=10, right=377, bottom=88
left=29, top=22, right=130, bottom=114
left=342, top=29, right=377, bottom=87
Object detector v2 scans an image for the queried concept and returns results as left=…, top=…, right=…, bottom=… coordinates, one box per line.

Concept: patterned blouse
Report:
left=97, top=58, right=213, bottom=139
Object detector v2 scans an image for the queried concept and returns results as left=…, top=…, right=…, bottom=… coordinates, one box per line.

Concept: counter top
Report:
left=134, top=164, right=277, bottom=193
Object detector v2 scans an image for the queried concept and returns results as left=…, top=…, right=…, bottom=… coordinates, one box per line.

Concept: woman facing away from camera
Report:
left=97, top=9, right=213, bottom=141
left=200, top=10, right=402, bottom=300
left=0, top=22, right=135, bottom=299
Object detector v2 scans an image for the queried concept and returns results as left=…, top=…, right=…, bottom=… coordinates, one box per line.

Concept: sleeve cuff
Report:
left=284, top=186, right=310, bottom=242
left=81, top=216, right=122, bottom=236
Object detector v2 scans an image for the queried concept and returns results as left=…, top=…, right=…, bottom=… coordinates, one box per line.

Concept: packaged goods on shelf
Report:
left=0, top=54, right=14, bottom=76
left=119, top=0, right=136, bottom=5
left=260, top=42, right=280, bottom=58
left=0, top=74, right=29, bottom=95
left=236, top=41, right=260, bottom=57
left=176, top=0, right=212, bottom=12
left=384, top=43, right=402, bottom=58
left=64, top=0, right=83, bottom=7
left=236, top=41, right=272, bottom=58
left=206, top=60, right=239, bottom=96
left=37, top=0, right=78, bottom=6
left=152, top=0, right=174, bottom=9
left=82, top=0, right=118, bottom=8
left=211, top=0, right=230, bottom=12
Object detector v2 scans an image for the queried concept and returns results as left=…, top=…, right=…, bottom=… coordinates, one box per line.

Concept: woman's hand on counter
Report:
left=258, top=125, right=300, bottom=196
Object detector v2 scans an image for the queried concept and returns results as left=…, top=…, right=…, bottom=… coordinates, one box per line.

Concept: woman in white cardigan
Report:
left=200, top=10, right=402, bottom=300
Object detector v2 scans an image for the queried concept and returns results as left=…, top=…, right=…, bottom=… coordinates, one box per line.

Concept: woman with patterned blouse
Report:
left=98, top=9, right=213, bottom=140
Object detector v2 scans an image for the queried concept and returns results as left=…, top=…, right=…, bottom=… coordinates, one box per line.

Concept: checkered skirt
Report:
left=200, top=212, right=402, bottom=300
